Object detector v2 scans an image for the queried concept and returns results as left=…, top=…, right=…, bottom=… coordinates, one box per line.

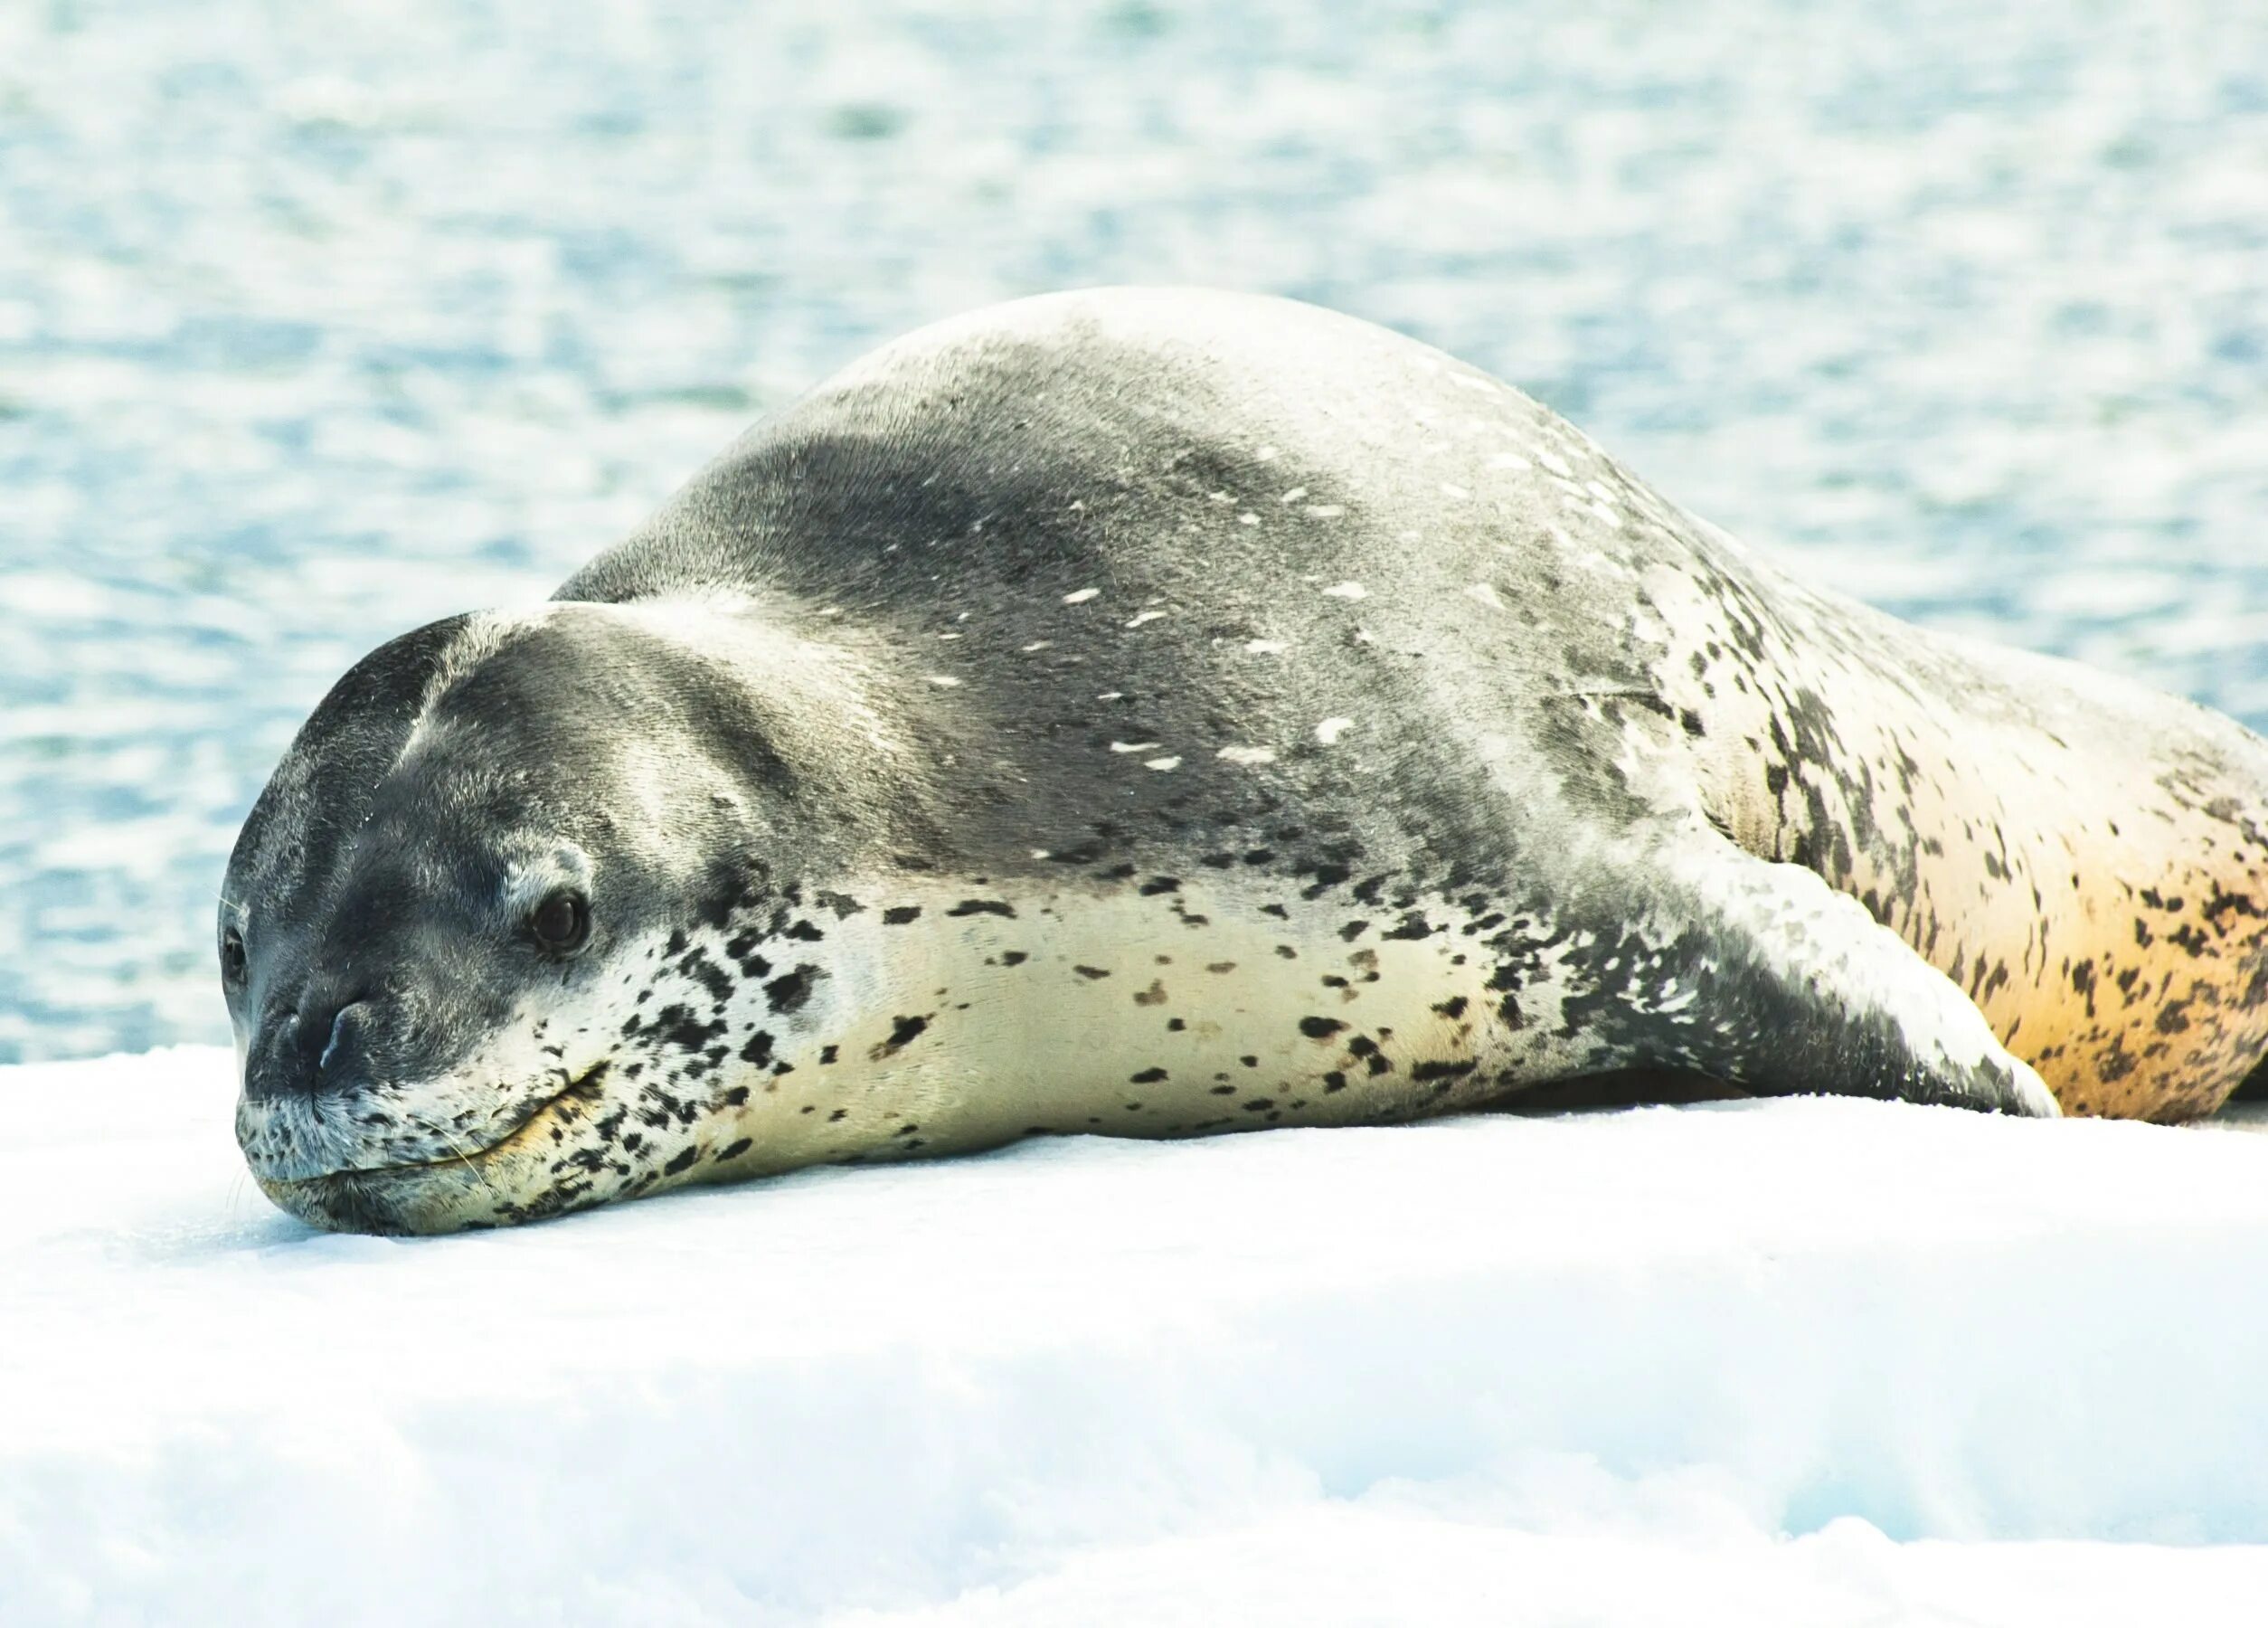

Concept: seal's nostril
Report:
left=293, top=990, right=371, bottom=1077
left=244, top=993, right=372, bottom=1102
left=319, top=1006, right=358, bottom=1072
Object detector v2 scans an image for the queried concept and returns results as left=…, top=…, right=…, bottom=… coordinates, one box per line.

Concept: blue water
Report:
left=4, top=0, right=2265, bottom=1063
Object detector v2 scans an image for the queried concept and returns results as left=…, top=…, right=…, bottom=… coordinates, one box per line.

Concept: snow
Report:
left=7, top=1049, right=2268, bottom=1623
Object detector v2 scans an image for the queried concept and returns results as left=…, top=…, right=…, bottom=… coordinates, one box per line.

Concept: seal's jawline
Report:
left=268, top=1063, right=605, bottom=1191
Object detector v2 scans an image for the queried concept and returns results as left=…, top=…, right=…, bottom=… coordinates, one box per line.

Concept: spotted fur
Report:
left=224, top=289, right=2268, bottom=1234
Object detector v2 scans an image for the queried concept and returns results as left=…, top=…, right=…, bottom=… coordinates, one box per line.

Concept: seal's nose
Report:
left=303, top=994, right=368, bottom=1074
left=245, top=986, right=375, bottom=1100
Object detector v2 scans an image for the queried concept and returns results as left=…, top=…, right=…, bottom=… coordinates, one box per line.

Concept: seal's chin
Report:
left=252, top=1065, right=610, bottom=1236
left=257, top=1164, right=475, bottom=1236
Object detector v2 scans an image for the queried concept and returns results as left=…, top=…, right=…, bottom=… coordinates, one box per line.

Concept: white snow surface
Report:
left=8, top=1048, right=2268, bottom=1625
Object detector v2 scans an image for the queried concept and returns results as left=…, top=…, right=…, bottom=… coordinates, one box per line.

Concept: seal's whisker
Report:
left=414, top=1117, right=498, bottom=1197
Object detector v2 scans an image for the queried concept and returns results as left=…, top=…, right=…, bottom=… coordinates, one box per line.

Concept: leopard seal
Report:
left=222, top=287, right=2268, bottom=1234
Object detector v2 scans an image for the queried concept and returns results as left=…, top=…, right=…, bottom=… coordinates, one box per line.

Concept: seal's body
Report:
left=223, top=289, right=2268, bottom=1233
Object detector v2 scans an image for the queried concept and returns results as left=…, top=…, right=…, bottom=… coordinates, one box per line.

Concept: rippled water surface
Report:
left=4, top=0, right=2265, bottom=1062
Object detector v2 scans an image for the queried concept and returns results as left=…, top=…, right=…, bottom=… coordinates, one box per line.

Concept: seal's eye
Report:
left=529, top=888, right=591, bottom=955
left=220, top=927, right=247, bottom=986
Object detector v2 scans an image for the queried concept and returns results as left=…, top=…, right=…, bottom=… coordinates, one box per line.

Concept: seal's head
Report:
left=222, top=601, right=905, bottom=1234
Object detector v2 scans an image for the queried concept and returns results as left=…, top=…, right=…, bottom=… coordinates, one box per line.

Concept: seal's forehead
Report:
left=228, top=601, right=789, bottom=934
left=226, top=613, right=475, bottom=897
left=295, top=612, right=480, bottom=780
left=226, top=610, right=605, bottom=903
left=380, top=606, right=776, bottom=857
left=421, top=604, right=714, bottom=725
left=422, top=604, right=798, bottom=784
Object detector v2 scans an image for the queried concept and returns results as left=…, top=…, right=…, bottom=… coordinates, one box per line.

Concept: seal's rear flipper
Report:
left=1595, top=831, right=2060, bottom=1118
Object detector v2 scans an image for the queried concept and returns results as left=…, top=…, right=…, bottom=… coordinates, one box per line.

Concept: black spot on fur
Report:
left=723, top=932, right=773, bottom=978
left=678, top=948, right=736, bottom=1005
left=653, top=1004, right=727, bottom=1053
left=1301, top=863, right=1352, bottom=899
left=1411, top=1058, right=1477, bottom=1084
left=876, top=1014, right=931, bottom=1055
left=764, top=966, right=818, bottom=1012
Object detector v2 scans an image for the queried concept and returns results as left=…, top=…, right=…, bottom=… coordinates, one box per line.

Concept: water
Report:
left=3, top=0, right=2264, bottom=1064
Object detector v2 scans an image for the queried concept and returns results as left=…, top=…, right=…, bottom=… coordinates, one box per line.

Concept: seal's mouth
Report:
left=259, top=1063, right=610, bottom=1229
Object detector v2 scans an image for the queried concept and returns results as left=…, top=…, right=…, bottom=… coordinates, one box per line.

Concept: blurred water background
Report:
left=2, top=0, right=2264, bottom=1064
